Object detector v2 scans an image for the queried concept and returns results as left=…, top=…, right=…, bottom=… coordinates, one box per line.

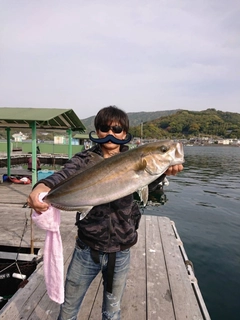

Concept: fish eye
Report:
left=160, top=145, right=168, bottom=153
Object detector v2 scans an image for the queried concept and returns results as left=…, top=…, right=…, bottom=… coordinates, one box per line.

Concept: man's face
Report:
left=97, top=121, right=127, bottom=146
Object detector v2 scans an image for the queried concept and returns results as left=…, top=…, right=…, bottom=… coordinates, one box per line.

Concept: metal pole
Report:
left=30, top=121, right=37, bottom=187
left=5, top=128, right=11, bottom=176
left=67, top=129, right=72, bottom=159
left=30, top=208, right=34, bottom=254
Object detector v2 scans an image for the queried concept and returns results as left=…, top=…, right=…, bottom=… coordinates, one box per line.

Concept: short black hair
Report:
left=94, top=106, right=129, bottom=133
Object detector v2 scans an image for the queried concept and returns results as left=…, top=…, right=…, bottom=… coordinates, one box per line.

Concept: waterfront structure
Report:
left=0, top=107, right=85, bottom=185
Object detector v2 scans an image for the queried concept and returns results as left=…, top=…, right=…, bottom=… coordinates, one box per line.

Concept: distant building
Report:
left=73, top=133, right=97, bottom=148
left=232, top=139, right=240, bottom=145
left=12, top=131, right=28, bottom=142
left=217, top=139, right=230, bottom=145
left=54, top=135, right=67, bottom=144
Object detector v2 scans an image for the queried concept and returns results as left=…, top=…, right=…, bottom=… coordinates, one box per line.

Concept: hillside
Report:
left=81, top=109, right=180, bottom=132
left=1, top=108, right=239, bottom=140
left=130, top=109, right=240, bottom=139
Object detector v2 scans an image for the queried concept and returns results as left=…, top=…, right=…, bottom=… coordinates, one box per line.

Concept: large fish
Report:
left=43, top=140, right=184, bottom=218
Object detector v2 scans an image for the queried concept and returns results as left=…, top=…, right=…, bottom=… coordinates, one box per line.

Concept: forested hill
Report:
left=81, top=109, right=180, bottom=131
left=130, top=109, right=240, bottom=139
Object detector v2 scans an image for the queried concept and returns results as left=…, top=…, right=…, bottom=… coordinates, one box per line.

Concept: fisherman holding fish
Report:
left=27, top=106, right=183, bottom=320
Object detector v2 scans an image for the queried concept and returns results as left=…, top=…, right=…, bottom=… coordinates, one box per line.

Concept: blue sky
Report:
left=1, top=0, right=240, bottom=119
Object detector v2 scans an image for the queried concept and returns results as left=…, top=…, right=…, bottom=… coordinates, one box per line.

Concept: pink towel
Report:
left=32, top=192, right=64, bottom=304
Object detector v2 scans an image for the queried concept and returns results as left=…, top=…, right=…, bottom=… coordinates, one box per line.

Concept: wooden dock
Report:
left=0, top=182, right=211, bottom=320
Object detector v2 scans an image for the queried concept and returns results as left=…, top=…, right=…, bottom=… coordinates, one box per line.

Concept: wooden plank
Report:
left=171, top=222, right=211, bottom=320
left=0, top=207, right=45, bottom=253
left=0, top=252, right=37, bottom=261
left=27, top=245, right=74, bottom=320
left=159, top=217, right=203, bottom=320
left=145, top=215, right=175, bottom=320
left=0, top=183, right=31, bottom=206
left=80, top=274, right=102, bottom=320
left=28, top=232, right=103, bottom=320
left=26, top=231, right=76, bottom=320
left=121, top=211, right=147, bottom=319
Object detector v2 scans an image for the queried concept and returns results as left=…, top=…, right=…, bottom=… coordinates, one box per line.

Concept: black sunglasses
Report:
left=99, top=125, right=123, bottom=134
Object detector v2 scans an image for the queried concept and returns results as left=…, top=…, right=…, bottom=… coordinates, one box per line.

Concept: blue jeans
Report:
left=57, top=239, right=130, bottom=320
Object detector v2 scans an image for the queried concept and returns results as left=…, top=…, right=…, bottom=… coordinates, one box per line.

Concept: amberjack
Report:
left=43, top=140, right=184, bottom=218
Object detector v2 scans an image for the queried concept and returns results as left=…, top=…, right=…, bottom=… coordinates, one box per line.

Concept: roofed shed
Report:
left=0, top=107, right=86, bottom=185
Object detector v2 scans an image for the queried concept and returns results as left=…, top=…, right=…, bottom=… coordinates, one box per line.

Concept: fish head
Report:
left=139, top=140, right=184, bottom=175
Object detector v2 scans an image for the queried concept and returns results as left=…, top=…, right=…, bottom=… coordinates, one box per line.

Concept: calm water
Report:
left=145, top=145, right=240, bottom=320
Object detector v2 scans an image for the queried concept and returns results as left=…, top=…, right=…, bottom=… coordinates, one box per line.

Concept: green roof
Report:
left=0, top=107, right=86, bottom=131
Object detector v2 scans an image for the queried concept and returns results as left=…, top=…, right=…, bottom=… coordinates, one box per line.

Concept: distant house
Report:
left=217, top=139, right=230, bottom=145
left=230, top=139, right=240, bottom=145
left=12, top=131, right=28, bottom=142
left=54, top=135, right=67, bottom=144
left=73, top=133, right=98, bottom=149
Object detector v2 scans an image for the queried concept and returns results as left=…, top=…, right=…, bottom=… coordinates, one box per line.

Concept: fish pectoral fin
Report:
left=134, top=159, right=147, bottom=171
left=137, top=186, right=149, bottom=206
left=78, top=206, right=93, bottom=220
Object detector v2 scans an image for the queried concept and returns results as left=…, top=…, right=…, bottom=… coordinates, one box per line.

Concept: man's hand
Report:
left=27, top=183, right=51, bottom=213
left=165, top=164, right=184, bottom=176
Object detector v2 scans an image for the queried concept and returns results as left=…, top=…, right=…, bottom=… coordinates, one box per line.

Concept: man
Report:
left=27, top=106, right=183, bottom=320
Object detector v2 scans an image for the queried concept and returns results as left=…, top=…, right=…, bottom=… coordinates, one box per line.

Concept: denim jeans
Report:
left=57, top=239, right=130, bottom=320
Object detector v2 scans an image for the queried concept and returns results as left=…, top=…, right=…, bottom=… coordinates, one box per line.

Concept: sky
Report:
left=0, top=0, right=240, bottom=120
